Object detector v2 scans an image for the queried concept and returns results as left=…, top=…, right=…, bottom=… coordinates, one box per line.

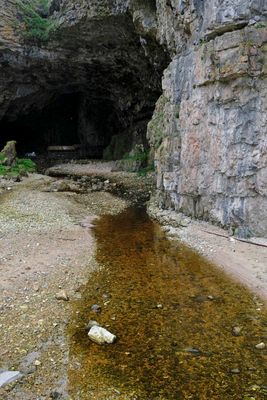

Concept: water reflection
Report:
left=68, top=208, right=267, bottom=399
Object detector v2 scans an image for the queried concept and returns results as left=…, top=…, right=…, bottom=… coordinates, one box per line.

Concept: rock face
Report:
left=0, top=0, right=266, bottom=236
left=146, top=1, right=267, bottom=237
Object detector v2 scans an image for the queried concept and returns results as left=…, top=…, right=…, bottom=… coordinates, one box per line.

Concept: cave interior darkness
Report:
left=0, top=92, right=128, bottom=159
left=0, top=84, right=164, bottom=162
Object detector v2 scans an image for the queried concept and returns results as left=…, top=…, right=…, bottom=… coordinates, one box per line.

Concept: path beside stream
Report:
left=0, top=165, right=266, bottom=399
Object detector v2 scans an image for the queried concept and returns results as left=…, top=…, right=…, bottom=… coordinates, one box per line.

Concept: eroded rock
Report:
left=0, top=141, right=17, bottom=167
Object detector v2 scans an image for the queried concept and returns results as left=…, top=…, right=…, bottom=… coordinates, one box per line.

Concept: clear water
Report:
left=68, top=207, right=267, bottom=399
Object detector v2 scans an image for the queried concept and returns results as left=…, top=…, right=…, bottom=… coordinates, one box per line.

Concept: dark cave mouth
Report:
left=0, top=2, right=172, bottom=169
left=0, top=92, right=126, bottom=160
left=0, top=88, right=159, bottom=167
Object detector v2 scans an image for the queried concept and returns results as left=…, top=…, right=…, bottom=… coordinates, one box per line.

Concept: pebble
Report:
left=34, top=360, right=41, bottom=366
left=255, top=342, right=265, bottom=350
left=184, top=347, right=200, bottom=354
left=33, top=284, right=40, bottom=292
left=88, top=326, right=116, bottom=345
left=91, top=304, right=101, bottom=313
left=230, top=368, right=240, bottom=374
left=86, top=320, right=100, bottom=330
left=232, top=326, right=242, bottom=336
left=55, top=290, right=69, bottom=301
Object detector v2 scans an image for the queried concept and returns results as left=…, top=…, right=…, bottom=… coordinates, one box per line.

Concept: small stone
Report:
left=86, top=320, right=100, bottom=330
left=232, top=326, right=242, bottom=336
left=184, top=347, right=200, bottom=354
left=156, top=303, right=163, bottom=309
left=207, top=295, right=214, bottom=300
left=33, top=284, right=39, bottom=292
left=55, top=290, right=69, bottom=301
left=230, top=368, right=240, bottom=374
left=91, top=304, right=101, bottom=313
left=255, top=342, right=265, bottom=350
left=88, top=326, right=116, bottom=344
left=0, top=371, right=22, bottom=388
left=34, top=360, right=41, bottom=366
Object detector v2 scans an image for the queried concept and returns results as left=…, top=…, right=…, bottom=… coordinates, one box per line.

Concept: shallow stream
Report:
left=68, top=207, right=267, bottom=399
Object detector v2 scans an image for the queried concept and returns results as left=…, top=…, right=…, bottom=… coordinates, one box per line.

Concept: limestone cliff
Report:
left=0, top=0, right=266, bottom=236
left=146, top=1, right=267, bottom=237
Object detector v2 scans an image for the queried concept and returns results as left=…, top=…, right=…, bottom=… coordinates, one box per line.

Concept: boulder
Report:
left=0, top=141, right=17, bottom=166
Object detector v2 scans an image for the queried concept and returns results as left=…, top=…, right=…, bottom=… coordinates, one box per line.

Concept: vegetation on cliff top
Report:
left=16, top=0, right=57, bottom=43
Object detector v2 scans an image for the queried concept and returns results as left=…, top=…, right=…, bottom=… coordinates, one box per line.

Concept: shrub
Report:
left=16, top=0, right=57, bottom=43
left=0, top=157, right=36, bottom=176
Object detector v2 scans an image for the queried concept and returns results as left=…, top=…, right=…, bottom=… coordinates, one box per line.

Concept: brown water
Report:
left=68, top=207, right=267, bottom=399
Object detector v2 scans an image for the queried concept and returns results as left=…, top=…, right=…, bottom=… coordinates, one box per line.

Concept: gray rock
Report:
left=0, top=141, right=17, bottom=167
left=230, top=368, right=240, bottom=374
left=184, top=347, right=200, bottom=354
left=55, top=290, right=69, bottom=301
left=91, top=304, right=101, bottom=313
left=88, top=326, right=116, bottom=345
left=232, top=326, right=242, bottom=336
left=0, top=371, right=22, bottom=387
left=86, top=320, right=100, bottom=330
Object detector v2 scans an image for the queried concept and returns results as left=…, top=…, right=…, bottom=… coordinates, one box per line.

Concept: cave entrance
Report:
left=0, top=92, right=124, bottom=162
left=0, top=3, right=171, bottom=171
left=0, top=93, right=80, bottom=158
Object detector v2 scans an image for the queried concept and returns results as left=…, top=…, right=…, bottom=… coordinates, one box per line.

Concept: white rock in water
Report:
left=0, top=371, right=22, bottom=387
left=255, top=342, right=266, bottom=350
left=88, top=326, right=116, bottom=344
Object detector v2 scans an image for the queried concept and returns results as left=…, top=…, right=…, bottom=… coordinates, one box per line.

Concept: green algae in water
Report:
left=68, top=207, right=267, bottom=399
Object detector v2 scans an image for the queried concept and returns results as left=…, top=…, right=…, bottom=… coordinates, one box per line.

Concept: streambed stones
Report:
left=88, top=326, right=116, bottom=345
